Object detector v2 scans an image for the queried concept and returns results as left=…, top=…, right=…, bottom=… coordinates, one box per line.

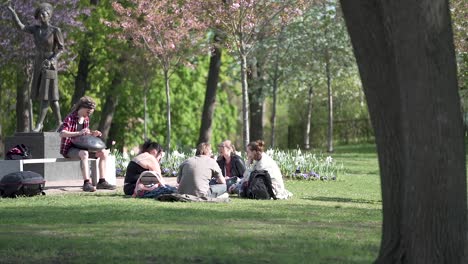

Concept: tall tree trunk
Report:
left=0, top=81, right=3, bottom=157
left=98, top=73, right=121, bottom=142
left=143, top=84, right=148, bottom=141
left=326, top=56, right=333, bottom=152
left=341, top=1, right=467, bottom=263
left=164, top=68, right=172, bottom=152
left=270, top=67, right=279, bottom=148
left=72, top=43, right=91, bottom=105
left=16, top=64, right=31, bottom=132
left=198, top=42, right=222, bottom=145
left=240, top=51, right=250, bottom=150
left=72, top=0, right=99, bottom=105
left=304, top=84, right=313, bottom=150
left=248, top=57, right=264, bottom=142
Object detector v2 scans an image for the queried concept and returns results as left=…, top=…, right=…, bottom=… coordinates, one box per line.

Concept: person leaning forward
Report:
left=58, top=96, right=115, bottom=192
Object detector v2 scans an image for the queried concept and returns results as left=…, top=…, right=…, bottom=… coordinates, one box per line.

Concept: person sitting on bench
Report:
left=58, top=96, right=115, bottom=192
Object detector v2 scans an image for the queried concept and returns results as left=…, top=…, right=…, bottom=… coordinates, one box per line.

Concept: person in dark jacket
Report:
left=216, top=140, right=246, bottom=191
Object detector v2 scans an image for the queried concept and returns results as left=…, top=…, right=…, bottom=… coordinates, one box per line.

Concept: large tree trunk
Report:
left=0, top=81, right=3, bottom=157
left=304, top=84, right=313, bottom=150
left=72, top=43, right=91, bottom=105
left=325, top=56, right=333, bottom=153
left=164, top=68, right=172, bottom=152
left=198, top=43, right=222, bottom=145
left=248, top=57, right=264, bottom=142
left=270, top=66, right=279, bottom=148
left=340, top=1, right=467, bottom=263
left=72, top=0, right=100, bottom=105
left=16, top=65, right=31, bottom=132
left=240, top=51, right=250, bottom=150
left=98, top=73, right=121, bottom=142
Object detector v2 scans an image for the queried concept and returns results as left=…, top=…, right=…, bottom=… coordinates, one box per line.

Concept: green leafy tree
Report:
left=110, top=0, right=208, bottom=151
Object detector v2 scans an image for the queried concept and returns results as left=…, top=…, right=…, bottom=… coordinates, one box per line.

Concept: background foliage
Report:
left=0, top=0, right=466, bottom=156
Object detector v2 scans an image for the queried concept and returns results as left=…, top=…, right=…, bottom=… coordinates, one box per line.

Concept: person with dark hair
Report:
left=124, top=140, right=165, bottom=196
left=231, top=140, right=292, bottom=199
left=177, top=143, right=227, bottom=198
left=7, top=2, right=64, bottom=132
left=217, top=140, right=246, bottom=191
left=58, top=96, right=115, bottom=192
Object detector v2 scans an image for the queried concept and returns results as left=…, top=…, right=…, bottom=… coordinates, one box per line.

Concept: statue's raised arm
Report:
left=6, top=2, right=65, bottom=132
left=6, top=1, right=26, bottom=30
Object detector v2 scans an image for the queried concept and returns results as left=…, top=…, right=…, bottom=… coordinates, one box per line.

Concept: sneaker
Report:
left=83, top=182, right=96, bottom=192
left=96, top=181, right=116, bottom=190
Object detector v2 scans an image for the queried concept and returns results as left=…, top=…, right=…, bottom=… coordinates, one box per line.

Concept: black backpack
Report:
left=242, top=170, right=277, bottom=200
left=6, top=144, right=32, bottom=160
left=0, top=171, right=46, bottom=198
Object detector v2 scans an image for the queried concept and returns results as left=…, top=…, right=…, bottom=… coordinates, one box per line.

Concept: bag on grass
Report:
left=6, top=144, right=32, bottom=160
left=0, top=171, right=45, bottom=198
left=241, top=170, right=277, bottom=200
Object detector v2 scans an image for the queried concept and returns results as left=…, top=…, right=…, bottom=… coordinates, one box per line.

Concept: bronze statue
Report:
left=7, top=2, right=64, bottom=132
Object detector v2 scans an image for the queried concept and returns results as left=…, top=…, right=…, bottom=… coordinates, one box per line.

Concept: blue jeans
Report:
left=209, top=183, right=227, bottom=198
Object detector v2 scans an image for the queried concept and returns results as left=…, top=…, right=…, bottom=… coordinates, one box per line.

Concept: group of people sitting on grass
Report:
left=123, top=139, right=292, bottom=200
left=57, top=96, right=291, bottom=199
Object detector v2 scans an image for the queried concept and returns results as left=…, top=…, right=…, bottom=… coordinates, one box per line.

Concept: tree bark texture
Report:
left=72, top=43, right=91, bottom=105
left=340, top=1, right=467, bottom=263
left=0, top=82, right=3, bottom=157
left=164, top=69, right=172, bottom=152
left=198, top=45, right=222, bottom=145
left=16, top=65, right=31, bottom=132
left=304, top=84, right=313, bottom=150
left=326, top=57, right=333, bottom=153
left=72, top=0, right=99, bottom=105
left=270, top=69, right=279, bottom=148
left=240, top=52, right=250, bottom=150
left=248, top=57, right=264, bottom=142
left=98, top=73, right=121, bottom=142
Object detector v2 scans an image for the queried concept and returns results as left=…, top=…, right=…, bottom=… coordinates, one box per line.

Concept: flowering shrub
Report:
left=112, top=148, right=343, bottom=181
left=160, top=150, right=194, bottom=177
left=266, top=149, right=343, bottom=181
left=111, top=149, right=132, bottom=177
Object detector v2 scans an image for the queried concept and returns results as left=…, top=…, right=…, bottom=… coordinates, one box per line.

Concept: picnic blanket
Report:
left=156, top=193, right=230, bottom=203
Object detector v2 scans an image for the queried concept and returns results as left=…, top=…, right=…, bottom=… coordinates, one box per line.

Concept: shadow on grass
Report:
left=0, top=196, right=381, bottom=264
left=0, top=197, right=381, bottom=225
left=303, top=196, right=381, bottom=205
left=333, top=143, right=377, bottom=155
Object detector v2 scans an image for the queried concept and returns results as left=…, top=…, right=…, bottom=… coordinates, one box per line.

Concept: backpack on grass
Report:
left=241, top=170, right=277, bottom=200
left=0, top=171, right=46, bottom=198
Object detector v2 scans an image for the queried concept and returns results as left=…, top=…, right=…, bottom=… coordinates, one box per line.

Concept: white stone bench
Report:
left=0, top=156, right=116, bottom=186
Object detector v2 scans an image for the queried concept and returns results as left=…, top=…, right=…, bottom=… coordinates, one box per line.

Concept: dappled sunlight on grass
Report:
left=0, top=144, right=384, bottom=263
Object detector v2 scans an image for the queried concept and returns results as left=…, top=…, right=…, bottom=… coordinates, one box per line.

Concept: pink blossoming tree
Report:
left=109, top=0, right=208, bottom=151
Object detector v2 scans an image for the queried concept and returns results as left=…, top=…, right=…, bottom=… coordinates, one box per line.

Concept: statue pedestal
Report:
left=3, top=132, right=115, bottom=184
left=5, top=132, right=62, bottom=159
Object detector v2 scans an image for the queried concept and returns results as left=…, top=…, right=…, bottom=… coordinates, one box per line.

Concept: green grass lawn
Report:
left=0, top=144, right=382, bottom=264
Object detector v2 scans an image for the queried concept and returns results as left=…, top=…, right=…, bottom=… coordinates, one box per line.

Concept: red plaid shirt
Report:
left=58, top=111, right=89, bottom=157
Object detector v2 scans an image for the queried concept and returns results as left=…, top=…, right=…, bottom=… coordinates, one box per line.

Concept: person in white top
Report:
left=232, top=140, right=292, bottom=199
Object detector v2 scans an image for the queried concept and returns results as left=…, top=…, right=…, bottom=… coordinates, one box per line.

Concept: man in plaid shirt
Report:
left=58, top=96, right=115, bottom=192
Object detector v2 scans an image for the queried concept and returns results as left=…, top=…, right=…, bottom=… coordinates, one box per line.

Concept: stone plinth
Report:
left=2, top=132, right=116, bottom=184
left=5, top=132, right=62, bottom=159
